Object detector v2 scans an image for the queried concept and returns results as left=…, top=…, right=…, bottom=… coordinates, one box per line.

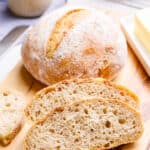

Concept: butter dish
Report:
left=121, top=14, right=150, bottom=76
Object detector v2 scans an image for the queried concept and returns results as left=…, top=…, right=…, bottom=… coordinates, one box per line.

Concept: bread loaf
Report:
left=25, top=78, right=139, bottom=122
left=24, top=99, right=143, bottom=150
left=0, top=91, right=25, bottom=146
left=21, top=6, right=127, bottom=85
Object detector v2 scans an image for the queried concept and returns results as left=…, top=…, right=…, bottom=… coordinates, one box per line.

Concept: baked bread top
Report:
left=21, top=6, right=127, bottom=85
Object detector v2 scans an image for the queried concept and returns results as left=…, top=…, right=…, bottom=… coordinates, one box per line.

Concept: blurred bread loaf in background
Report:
left=8, top=0, right=52, bottom=17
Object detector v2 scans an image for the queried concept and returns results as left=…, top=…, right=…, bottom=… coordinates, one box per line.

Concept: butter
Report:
left=134, top=8, right=150, bottom=52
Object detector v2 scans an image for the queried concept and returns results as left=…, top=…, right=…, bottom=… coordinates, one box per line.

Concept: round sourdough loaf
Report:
left=21, top=6, right=127, bottom=85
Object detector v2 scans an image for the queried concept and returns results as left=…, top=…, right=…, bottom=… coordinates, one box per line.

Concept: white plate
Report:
left=121, top=15, right=150, bottom=76
left=0, top=44, right=21, bottom=81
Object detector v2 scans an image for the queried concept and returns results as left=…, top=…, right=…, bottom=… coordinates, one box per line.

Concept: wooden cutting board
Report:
left=0, top=8, right=150, bottom=150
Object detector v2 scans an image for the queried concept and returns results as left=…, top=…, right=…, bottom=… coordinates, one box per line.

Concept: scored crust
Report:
left=24, top=99, right=143, bottom=150
left=25, top=78, right=139, bottom=122
left=21, top=6, right=127, bottom=85
left=46, top=9, right=89, bottom=58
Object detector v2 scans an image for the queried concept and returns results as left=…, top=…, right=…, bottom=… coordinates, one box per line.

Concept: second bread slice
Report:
left=25, top=78, right=139, bottom=121
left=24, top=99, right=143, bottom=150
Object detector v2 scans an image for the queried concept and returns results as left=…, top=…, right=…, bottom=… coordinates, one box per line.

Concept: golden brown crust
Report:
left=24, top=98, right=143, bottom=150
left=21, top=6, right=127, bottom=85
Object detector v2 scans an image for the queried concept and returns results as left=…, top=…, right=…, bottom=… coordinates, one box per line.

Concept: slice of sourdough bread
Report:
left=24, top=99, right=143, bottom=150
left=25, top=78, right=139, bottom=122
left=0, top=91, right=25, bottom=146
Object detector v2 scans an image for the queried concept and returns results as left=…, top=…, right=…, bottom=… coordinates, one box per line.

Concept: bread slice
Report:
left=24, top=98, right=143, bottom=150
left=25, top=78, right=139, bottom=122
left=0, top=91, right=25, bottom=146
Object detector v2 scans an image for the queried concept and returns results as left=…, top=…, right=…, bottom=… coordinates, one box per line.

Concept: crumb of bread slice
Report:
left=24, top=98, right=143, bottom=150
left=25, top=78, right=139, bottom=122
left=0, top=91, right=25, bottom=146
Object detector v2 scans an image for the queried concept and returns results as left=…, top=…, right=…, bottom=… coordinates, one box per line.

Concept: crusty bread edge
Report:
left=0, top=120, right=23, bottom=146
left=23, top=98, right=143, bottom=150
left=25, top=78, right=140, bottom=121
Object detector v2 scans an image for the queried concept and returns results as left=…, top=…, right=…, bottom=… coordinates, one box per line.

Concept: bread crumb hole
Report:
left=57, top=87, right=62, bottom=91
left=104, top=143, right=110, bottom=147
left=73, top=90, right=77, bottom=94
left=118, top=119, right=126, bottom=124
left=120, top=91, right=124, bottom=96
left=90, top=128, right=94, bottom=132
left=104, top=60, right=108, bottom=65
left=35, top=110, right=40, bottom=116
left=56, top=146, right=60, bottom=150
left=5, top=103, right=11, bottom=107
left=49, top=129, right=55, bottom=133
left=105, top=120, right=111, bottom=128
left=110, top=141, right=114, bottom=144
left=74, top=138, right=79, bottom=143
left=55, top=99, right=58, bottom=103
left=113, top=110, right=117, bottom=115
left=63, top=117, right=66, bottom=120
left=84, top=109, right=88, bottom=114
left=132, top=120, right=136, bottom=125
left=103, top=108, right=107, bottom=114
left=3, top=92, right=8, bottom=96
left=75, top=108, right=79, bottom=112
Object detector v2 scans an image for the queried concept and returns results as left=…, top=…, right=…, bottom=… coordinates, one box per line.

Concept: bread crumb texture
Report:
left=25, top=78, right=139, bottom=122
left=0, top=91, right=24, bottom=146
left=24, top=99, right=143, bottom=150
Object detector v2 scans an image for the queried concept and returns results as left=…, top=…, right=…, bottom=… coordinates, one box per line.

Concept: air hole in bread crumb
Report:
left=84, top=109, right=88, bottom=114
left=5, top=103, right=11, bottom=107
left=73, top=90, right=77, bottom=94
left=113, top=110, right=117, bottom=115
left=103, top=108, right=107, bottom=114
left=75, top=108, right=79, bottom=112
left=103, top=60, right=108, bottom=65
left=104, top=143, right=110, bottom=147
left=100, top=91, right=103, bottom=94
left=55, top=99, right=58, bottom=103
left=106, top=137, right=109, bottom=140
left=49, top=129, right=55, bottom=133
left=120, top=91, right=124, bottom=96
left=118, top=119, right=126, bottom=124
left=90, top=128, right=94, bottom=132
left=3, top=92, right=8, bottom=96
left=56, top=140, right=60, bottom=143
left=74, top=138, right=79, bottom=143
left=57, top=87, right=62, bottom=91
left=35, top=111, right=40, bottom=116
left=132, top=120, right=136, bottom=125
left=105, top=120, right=111, bottom=128
left=110, top=141, right=114, bottom=144
left=56, top=146, right=60, bottom=150
left=63, top=117, right=66, bottom=121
